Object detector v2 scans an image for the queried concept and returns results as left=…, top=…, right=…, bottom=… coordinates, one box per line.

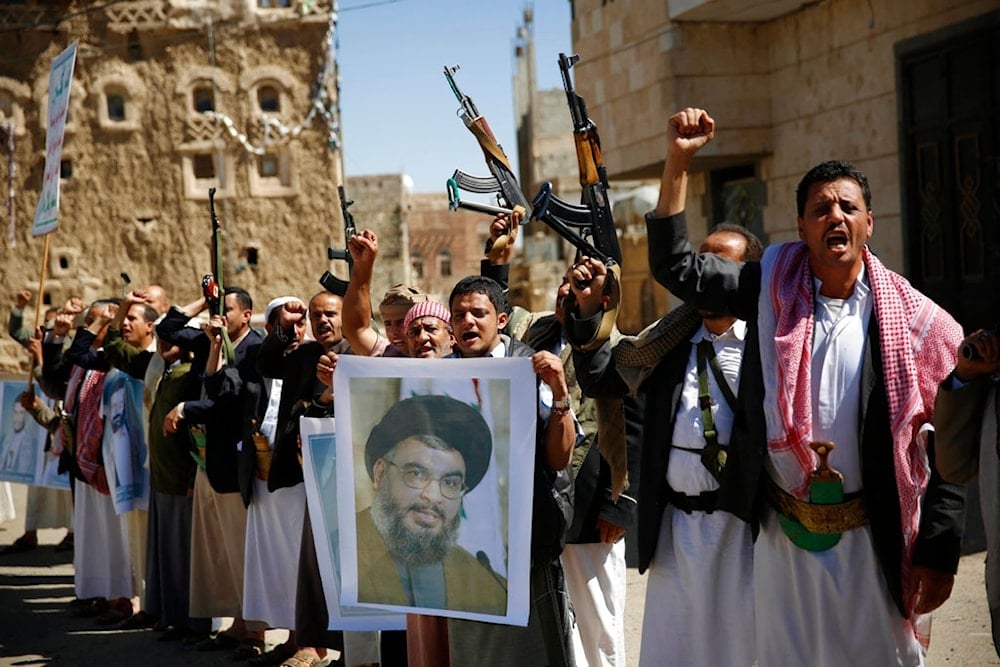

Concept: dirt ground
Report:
left=0, top=482, right=995, bottom=666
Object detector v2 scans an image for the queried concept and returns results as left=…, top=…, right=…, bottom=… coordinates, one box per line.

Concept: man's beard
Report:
left=370, top=485, right=460, bottom=566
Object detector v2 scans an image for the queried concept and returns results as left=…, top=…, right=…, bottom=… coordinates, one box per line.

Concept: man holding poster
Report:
left=444, top=275, right=577, bottom=667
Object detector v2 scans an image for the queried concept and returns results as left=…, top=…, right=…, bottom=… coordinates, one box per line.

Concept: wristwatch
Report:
left=551, top=397, right=571, bottom=410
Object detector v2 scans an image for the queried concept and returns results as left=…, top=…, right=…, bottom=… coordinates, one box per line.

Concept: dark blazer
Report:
left=158, top=308, right=264, bottom=496
left=645, top=210, right=965, bottom=616
left=567, top=317, right=757, bottom=573
left=256, top=333, right=349, bottom=492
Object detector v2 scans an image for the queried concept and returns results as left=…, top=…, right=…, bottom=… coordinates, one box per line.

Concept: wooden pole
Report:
left=27, top=233, right=51, bottom=389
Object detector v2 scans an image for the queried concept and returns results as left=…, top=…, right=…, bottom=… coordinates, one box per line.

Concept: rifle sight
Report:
left=444, top=65, right=480, bottom=124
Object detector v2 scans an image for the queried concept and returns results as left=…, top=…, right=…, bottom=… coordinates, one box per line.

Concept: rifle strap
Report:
left=570, top=263, right=621, bottom=352
left=470, top=122, right=515, bottom=172
left=221, top=330, right=235, bottom=367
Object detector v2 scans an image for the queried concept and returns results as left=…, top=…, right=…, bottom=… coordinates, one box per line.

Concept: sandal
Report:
left=280, top=650, right=328, bottom=667
left=94, top=597, right=133, bottom=626
left=232, top=637, right=266, bottom=660
left=71, top=597, right=109, bottom=617
left=249, top=642, right=298, bottom=667
left=118, top=610, right=159, bottom=630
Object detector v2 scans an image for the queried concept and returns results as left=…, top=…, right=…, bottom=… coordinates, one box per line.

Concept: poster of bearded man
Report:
left=333, top=355, right=535, bottom=625
left=0, top=380, right=65, bottom=489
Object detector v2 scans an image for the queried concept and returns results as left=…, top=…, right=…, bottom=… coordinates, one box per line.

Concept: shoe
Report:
left=249, top=642, right=298, bottom=667
left=54, top=534, right=74, bottom=552
left=71, top=598, right=109, bottom=617
left=152, top=621, right=169, bottom=632
left=1, top=537, right=38, bottom=554
left=118, top=610, right=159, bottom=630
left=94, top=597, right=133, bottom=626
left=232, top=637, right=266, bottom=660
left=67, top=596, right=102, bottom=610
left=280, top=650, right=330, bottom=667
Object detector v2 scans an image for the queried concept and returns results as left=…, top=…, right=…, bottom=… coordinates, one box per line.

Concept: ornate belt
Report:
left=765, top=476, right=868, bottom=534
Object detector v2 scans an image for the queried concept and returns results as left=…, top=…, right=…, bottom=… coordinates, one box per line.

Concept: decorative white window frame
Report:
left=248, top=145, right=298, bottom=197
left=411, top=251, right=425, bottom=280
left=180, top=141, right=234, bottom=200
left=92, top=70, right=146, bottom=131
left=239, top=65, right=301, bottom=122
left=175, top=67, right=236, bottom=118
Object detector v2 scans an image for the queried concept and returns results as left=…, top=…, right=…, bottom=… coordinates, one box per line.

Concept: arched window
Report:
left=257, top=85, right=280, bottom=112
left=106, top=92, right=126, bottom=121
left=193, top=85, right=214, bottom=113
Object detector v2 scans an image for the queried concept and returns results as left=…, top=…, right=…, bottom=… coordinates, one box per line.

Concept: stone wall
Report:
left=0, top=1, right=416, bottom=373
left=570, top=0, right=998, bottom=276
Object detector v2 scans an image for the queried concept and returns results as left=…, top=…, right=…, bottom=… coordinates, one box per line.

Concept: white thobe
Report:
left=755, top=276, right=924, bottom=666
left=242, top=378, right=305, bottom=629
left=639, top=321, right=755, bottom=667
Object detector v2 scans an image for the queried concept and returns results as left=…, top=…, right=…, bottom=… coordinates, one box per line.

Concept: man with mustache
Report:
left=355, top=394, right=506, bottom=615
left=568, top=222, right=763, bottom=665
left=402, top=300, right=455, bottom=359
left=569, top=107, right=964, bottom=665
left=256, top=290, right=350, bottom=667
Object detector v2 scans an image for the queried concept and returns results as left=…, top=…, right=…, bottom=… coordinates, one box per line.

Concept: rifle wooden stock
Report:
left=574, top=130, right=603, bottom=186
left=557, top=52, right=623, bottom=265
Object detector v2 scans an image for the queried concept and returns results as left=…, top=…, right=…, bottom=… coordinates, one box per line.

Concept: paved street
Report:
left=0, top=482, right=996, bottom=666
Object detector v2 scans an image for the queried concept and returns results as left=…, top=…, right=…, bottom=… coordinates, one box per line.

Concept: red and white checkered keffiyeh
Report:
left=758, top=241, right=962, bottom=613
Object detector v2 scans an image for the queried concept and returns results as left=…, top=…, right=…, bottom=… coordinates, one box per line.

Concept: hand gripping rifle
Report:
left=203, top=187, right=235, bottom=365
left=444, top=64, right=528, bottom=262
left=319, top=185, right=355, bottom=297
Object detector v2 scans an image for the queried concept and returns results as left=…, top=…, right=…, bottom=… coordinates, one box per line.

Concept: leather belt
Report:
left=765, top=477, right=868, bottom=534
left=667, top=488, right=719, bottom=514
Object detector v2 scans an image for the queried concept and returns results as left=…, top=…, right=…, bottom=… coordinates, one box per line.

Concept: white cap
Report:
left=264, top=296, right=304, bottom=324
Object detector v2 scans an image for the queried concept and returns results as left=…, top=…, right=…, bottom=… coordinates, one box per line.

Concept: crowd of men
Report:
left=1, top=107, right=995, bottom=667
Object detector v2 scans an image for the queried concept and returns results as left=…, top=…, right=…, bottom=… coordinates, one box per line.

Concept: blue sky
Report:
left=336, top=0, right=573, bottom=194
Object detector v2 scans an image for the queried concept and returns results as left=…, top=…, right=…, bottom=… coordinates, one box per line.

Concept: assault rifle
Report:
left=529, top=52, right=623, bottom=266
left=203, top=187, right=234, bottom=364
left=319, top=185, right=355, bottom=297
left=444, top=65, right=529, bottom=258
left=532, top=53, right=623, bottom=350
